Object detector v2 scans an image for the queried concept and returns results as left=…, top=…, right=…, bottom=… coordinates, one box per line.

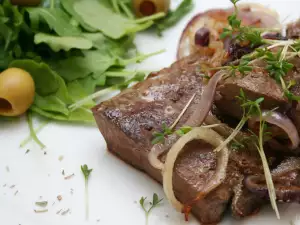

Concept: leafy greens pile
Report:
left=0, top=0, right=193, bottom=123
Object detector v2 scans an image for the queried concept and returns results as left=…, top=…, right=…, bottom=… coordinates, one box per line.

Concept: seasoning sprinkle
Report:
left=64, top=173, right=75, bottom=180
left=35, top=201, right=48, bottom=207
left=61, top=209, right=70, bottom=215
left=34, top=209, right=48, bottom=213
left=57, top=195, right=62, bottom=201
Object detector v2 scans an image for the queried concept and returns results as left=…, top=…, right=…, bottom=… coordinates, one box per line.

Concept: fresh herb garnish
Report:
left=139, top=193, right=163, bottom=225
left=220, top=0, right=264, bottom=47
left=247, top=116, right=280, bottom=218
left=81, top=164, right=93, bottom=220
left=151, top=93, right=196, bottom=144
left=215, top=88, right=280, bottom=218
left=152, top=123, right=173, bottom=145
left=214, top=89, right=264, bottom=152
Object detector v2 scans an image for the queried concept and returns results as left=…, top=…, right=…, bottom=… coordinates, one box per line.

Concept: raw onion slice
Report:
left=248, top=110, right=300, bottom=149
left=162, top=127, right=229, bottom=212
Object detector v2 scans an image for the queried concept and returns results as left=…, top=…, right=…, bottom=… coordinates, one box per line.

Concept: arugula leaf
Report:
left=9, top=59, right=59, bottom=96
left=75, top=74, right=106, bottom=95
left=155, top=0, right=193, bottom=35
left=33, top=74, right=72, bottom=115
left=26, top=7, right=81, bottom=36
left=34, top=33, right=93, bottom=52
left=31, top=105, right=94, bottom=122
left=83, top=32, right=135, bottom=57
left=0, top=0, right=23, bottom=51
left=49, top=50, right=116, bottom=81
left=67, top=80, right=95, bottom=108
left=61, top=0, right=98, bottom=32
left=63, top=0, right=155, bottom=39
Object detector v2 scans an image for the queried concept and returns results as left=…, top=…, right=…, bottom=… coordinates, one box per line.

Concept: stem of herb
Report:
left=50, top=0, right=55, bottom=9
left=134, top=12, right=166, bottom=23
left=119, top=1, right=134, bottom=19
left=69, top=86, right=116, bottom=111
left=20, top=120, right=49, bottom=148
left=257, top=119, right=280, bottom=219
left=214, top=117, right=247, bottom=152
left=26, top=112, right=46, bottom=149
left=85, top=179, right=89, bottom=220
left=119, top=49, right=165, bottom=66
left=112, top=0, right=120, bottom=14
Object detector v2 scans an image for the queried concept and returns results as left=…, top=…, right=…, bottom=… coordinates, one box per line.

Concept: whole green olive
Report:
left=10, top=0, right=41, bottom=6
left=133, top=0, right=170, bottom=17
left=0, top=68, right=35, bottom=117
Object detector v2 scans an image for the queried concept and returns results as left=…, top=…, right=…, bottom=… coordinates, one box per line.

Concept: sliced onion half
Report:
left=248, top=110, right=300, bottom=149
left=162, top=127, right=229, bottom=212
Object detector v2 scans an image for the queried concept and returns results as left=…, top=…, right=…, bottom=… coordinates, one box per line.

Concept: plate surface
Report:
left=1, top=0, right=300, bottom=225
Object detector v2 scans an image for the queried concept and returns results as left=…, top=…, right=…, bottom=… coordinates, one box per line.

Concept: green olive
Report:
left=133, top=0, right=170, bottom=17
left=10, top=0, right=41, bottom=6
left=0, top=68, right=35, bottom=117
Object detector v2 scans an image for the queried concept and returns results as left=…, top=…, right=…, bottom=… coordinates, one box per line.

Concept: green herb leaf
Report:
left=9, top=59, right=59, bottom=96
left=34, top=33, right=93, bottom=52
left=81, top=164, right=93, bottom=180
left=26, top=8, right=81, bottom=36
left=61, top=0, right=155, bottom=39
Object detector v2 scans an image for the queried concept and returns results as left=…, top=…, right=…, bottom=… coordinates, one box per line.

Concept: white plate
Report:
left=1, top=1, right=300, bottom=225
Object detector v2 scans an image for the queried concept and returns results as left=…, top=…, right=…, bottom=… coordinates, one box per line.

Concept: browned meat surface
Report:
left=215, top=67, right=289, bottom=120
left=93, top=53, right=266, bottom=224
left=215, top=57, right=300, bottom=134
left=287, top=19, right=300, bottom=39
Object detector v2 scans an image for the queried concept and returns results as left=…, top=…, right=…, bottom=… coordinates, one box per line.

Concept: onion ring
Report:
left=248, top=110, right=300, bottom=149
left=148, top=71, right=225, bottom=169
left=162, top=127, right=229, bottom=212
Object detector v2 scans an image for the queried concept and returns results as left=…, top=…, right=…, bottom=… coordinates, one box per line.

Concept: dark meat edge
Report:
left=92, top=53, right=265, bottom=224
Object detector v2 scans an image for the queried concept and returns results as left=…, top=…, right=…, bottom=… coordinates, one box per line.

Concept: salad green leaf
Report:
left=63, top=0, right=160, bottom=39
left=9, top=59, right=59, bottom=96
left=49, top=50, right=116, bottom=81
left=34, top=33, right=93, bottom=52
left=26, top=7, right=81, bottom=36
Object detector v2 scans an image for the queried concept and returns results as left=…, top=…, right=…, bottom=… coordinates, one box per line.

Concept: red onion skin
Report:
left=185, top=71, right=225, bottom=126
left=248, top=110, right=300, bottom=149
left=148, top=71, right=225, bottom=169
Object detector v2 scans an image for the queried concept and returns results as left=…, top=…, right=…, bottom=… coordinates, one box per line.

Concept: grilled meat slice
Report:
left=93, top=53, right=265, bottom=224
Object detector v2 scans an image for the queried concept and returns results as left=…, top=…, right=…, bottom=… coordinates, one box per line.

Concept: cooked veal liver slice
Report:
left=92, top=53, right=264, bottom=224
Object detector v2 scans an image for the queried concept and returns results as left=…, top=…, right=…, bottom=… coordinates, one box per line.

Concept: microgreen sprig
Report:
left=81, top=164, right=93, bottom=220
left=220, top=0, right=265, bottom=47
left=139, top=193, right=163, bottom=225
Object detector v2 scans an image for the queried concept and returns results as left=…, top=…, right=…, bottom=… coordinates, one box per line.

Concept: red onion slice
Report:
left=248, top=110, right=300, bottom=149
left=148, top=71, right=225, bottom=169
left=185, top=70, right=225, bottom=126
